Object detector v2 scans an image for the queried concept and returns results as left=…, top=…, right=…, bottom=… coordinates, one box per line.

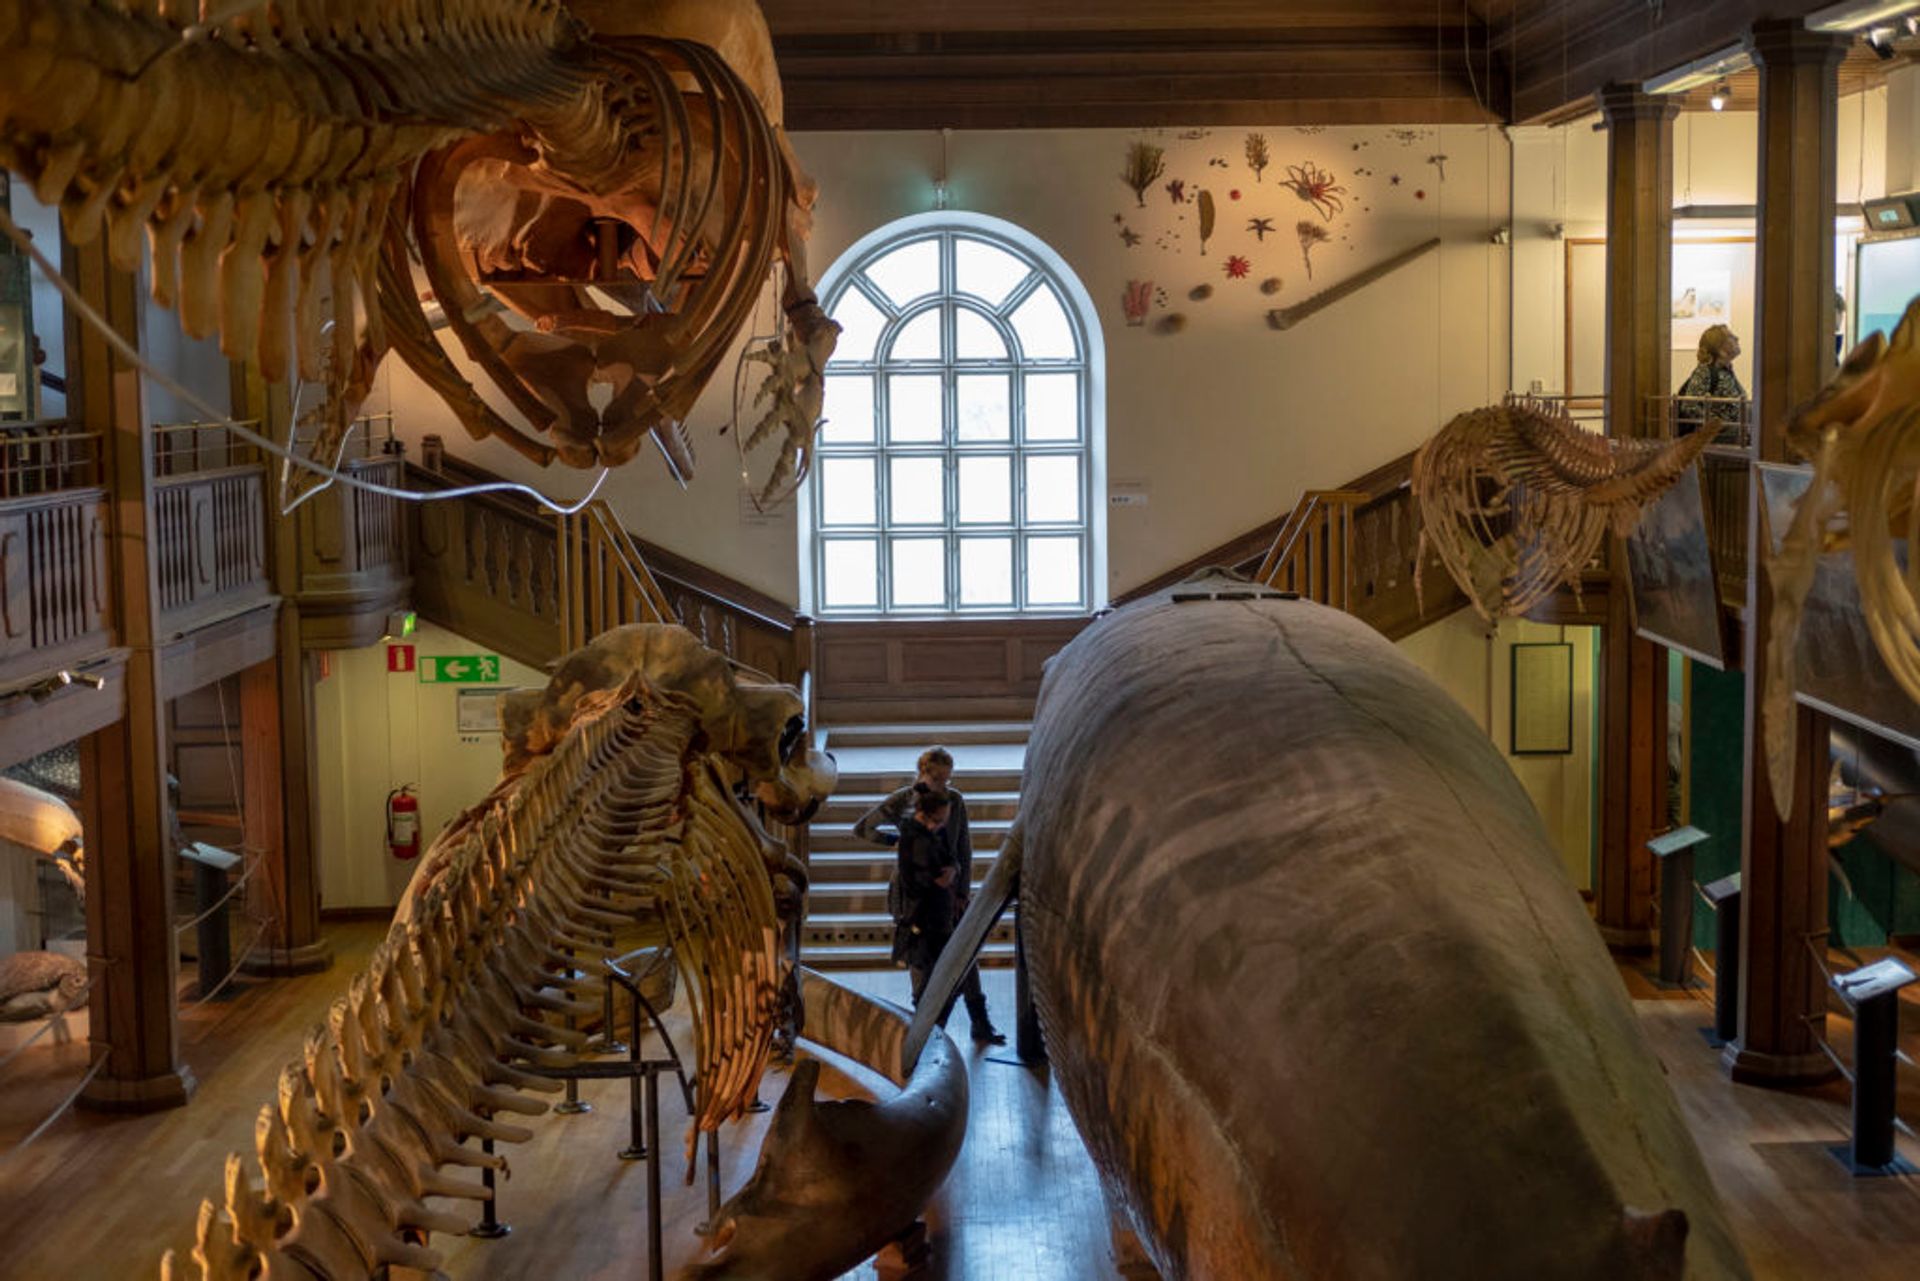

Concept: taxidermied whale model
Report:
left=910, top=572, right=1750, bottom=1280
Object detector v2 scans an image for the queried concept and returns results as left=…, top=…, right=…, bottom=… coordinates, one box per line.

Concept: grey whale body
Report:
left=1010, top=587, right=1748, bottom=1281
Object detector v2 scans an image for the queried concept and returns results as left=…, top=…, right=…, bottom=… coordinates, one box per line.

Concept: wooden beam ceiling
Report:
left=759, top=1, right=1504, bottom=130
left=1487, top=0, right=1843, bottom=124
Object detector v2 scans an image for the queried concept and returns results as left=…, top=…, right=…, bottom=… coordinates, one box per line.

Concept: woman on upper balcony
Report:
left=1675, top=324, right=1746, bottom=439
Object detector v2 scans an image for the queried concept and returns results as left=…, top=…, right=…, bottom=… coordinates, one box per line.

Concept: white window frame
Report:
left=801, top=212, right=1107, bottom=618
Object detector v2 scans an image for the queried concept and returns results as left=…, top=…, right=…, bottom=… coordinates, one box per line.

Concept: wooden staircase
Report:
left=802, top=722, right=1028, bottom=971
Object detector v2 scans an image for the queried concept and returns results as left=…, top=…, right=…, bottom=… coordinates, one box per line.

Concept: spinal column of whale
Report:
left=164, top=625, right=833, bottom=1281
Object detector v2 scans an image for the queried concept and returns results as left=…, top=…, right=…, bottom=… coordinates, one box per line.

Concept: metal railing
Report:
left=152, top=420, right=262, bottom=478
left=1642, top=394, right=1754, bottom=452
left=0, top=422, right=100, bottom=497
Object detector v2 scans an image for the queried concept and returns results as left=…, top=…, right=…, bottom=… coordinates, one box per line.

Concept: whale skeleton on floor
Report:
left=161, top=625, right=968, bottom=1281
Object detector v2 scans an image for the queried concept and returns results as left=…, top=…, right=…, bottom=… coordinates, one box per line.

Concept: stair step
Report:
left=803, top=940, right=1018, bottom=971
left=809, top=817, right=1014, bottom=853
left=825, top=722, right=1032, bottom=748
left=828, top=745, right=1026, bottom=784
left=830, top=767, right=1026, bottom=795
left=814, top=790, right=1022, bottom=824
left=803, top=911, right=1016, bottom=949
left=809, top=879, right=991, bottom=911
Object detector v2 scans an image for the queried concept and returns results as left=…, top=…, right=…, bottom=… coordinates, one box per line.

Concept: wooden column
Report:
left=68, top=240, right=195, bottom=1111
left=1594, top=84, right=1677, bottom=950
left=1726, top=20, right=1848, bottom=1087
left=233, top=367, right=331, bottom=975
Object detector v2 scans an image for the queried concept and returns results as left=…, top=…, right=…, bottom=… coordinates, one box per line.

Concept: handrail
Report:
left=556, top=499, right=677, bottom=652
left=1255, top=488, right=1368, bottom=609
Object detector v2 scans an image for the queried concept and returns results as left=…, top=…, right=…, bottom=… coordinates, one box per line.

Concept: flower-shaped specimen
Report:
left=1297, top=221, right=1330, bottom=278
left=1224, top=255, right=1251, bottom=280
left=1284, top=161, right=1347, bottom=220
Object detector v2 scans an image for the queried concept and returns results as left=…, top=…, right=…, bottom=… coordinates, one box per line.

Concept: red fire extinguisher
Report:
left=386, top=785, right=421, bottom=861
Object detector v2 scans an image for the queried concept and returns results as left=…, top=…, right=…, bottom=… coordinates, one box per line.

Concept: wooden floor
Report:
left=1, top=924, right=1917, bottom=1280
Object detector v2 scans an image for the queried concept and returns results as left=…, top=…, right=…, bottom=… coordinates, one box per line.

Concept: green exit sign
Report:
left=419, top=654, right=502, bottom=684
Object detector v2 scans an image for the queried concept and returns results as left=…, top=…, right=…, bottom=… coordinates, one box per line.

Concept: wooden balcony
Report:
left=153, top=464, right=270, bottom=636
left=291, top=424, right=411, bottom=649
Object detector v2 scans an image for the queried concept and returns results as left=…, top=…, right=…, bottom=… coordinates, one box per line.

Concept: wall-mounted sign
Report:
left=419, top=654, right=502, bottom=684
left=1109, top=482, right=1150, bottom=508
left=387, top=644, right=416, bottom=673
left=456, top=688, right=506, bottom=734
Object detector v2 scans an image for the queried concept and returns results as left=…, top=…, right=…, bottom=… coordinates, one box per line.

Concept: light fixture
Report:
left=1867, top=25, right=1899, bottom=57
left=1709, top=81, right=1730, bottom=110
left=1808, top=1, right=1920, bottom=33
left=1643, top=42, right=1750, bottom=95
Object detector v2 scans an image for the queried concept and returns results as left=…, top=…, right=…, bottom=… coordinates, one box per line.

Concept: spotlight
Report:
left=1907, top=14, right=1920, bottom=34
left=1867, top=26, right=1898, bottom=58
left=71, top=672, right=105, bottom=690
left=1709, top=82, right=1730, bottom=110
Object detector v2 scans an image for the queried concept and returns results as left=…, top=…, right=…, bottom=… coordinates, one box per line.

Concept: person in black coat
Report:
left=895, top=785, right=984, bottom=1030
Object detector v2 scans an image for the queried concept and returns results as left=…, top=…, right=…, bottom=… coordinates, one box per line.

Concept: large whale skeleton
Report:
left=910, top=571, right=1751, bottom=1281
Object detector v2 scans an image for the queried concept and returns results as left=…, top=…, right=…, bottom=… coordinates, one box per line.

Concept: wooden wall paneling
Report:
left=1727, top=21, right=1849, bottom=1089
left=814, top=618, right=1089, bottom=724
left=68, top=236, right=194, bottom=1111
left=158, top=601, right=279, bottom=702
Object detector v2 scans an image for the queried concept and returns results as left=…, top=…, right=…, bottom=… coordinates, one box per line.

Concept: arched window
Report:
left=806, top=214, right=1104, bottom=616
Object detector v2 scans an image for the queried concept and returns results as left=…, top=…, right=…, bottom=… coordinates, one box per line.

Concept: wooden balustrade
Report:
left=557, top=500, right=675, bottom=653
left=0, top=485, right=111, bottom=685
left=1255, top=489, right=1368, bottom=608
left=408, top=451, right=802, bottom=681
left=153, top=464, right=271, bottom=633
left=293, top=451, right=412, bottom=648
left=408, top=472, right=563, bottom=670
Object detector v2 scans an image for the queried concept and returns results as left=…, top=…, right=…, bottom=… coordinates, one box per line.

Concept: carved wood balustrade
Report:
left=408, top=449, right=802, bottom=682
left=153, top=464, right=271, bottom=635
left=292, top=447, right=412, bottom=649
left=0, top=482, right=112, bottom=685
left=408, top=468, right=564, bottom=671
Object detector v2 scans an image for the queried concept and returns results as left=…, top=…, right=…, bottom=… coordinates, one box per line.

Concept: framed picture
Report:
left=1511, top=642, right=1574, bottom=756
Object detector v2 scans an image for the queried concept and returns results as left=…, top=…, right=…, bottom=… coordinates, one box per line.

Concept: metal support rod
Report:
left=558, top=953, right=591, bottom=1114
left=620, top=985, right=646, bottom=1161
left=707, top=1124, right=722, bottom=1224
left=470, top=1134, right=511, bottom=1238
left=645, top=1067, right=664, bottom=1281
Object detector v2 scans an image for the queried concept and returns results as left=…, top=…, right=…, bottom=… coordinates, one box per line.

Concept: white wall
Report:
left=1398, top=614, right=1599, bottom=889
left=310, top=621, right=546, bottom=910
left=381, top=123, right=1512, bottom=605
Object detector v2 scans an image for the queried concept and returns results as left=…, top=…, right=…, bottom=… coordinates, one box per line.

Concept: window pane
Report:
left=890, top=538, right=946, bottom=608
left=955, top=237, right=1031, bottom=309
left=1010, top=285, right=1076, bottom=359
left=1026, top=536, right=1082, bottom=607
left=1025, top=455, right=1081, bottom=523
left=827, top=288, right=887, bottom=364
left=864, top=238, right=940, bottom=310
left=821, top=374, right=874, bottom=444
left=956, top=374, right=1010, bottom=442
left=888, top=308, right=942, bottom=362
left=890, top=456, right=946, bottom=525
left=957, top=455, right=1011, bottom=524
left=955, top=308, right=1008, bottom=360
left=888, top=374, right=944, bottom=443
left=819, top=456, right=876, bottom=526
left=1024, top=372, right=1080, bottom=442
left=960, top=537, right=1014, bottom=606
left=823, top=539, right=878, bottom=609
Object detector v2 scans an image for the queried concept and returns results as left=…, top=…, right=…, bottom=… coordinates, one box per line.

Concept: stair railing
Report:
left=556, top=500, right=678, bottom=652
left=1254, top=489, right=1368, bottom=609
